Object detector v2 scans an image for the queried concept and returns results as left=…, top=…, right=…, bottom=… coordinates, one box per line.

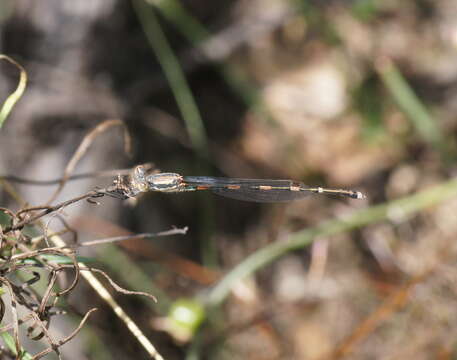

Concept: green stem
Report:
left=376, top=58, right=445, bottom=154
left=133, top=0, right=209, bottom=158
left=133, top=1, right=218, bottom=267
left=207, top=177, right=457, bottom=306
left=149, top=0, right=274, bottom=124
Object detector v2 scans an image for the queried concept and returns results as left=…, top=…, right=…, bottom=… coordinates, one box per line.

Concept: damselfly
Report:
left=106, top=165, right=365, bottom=202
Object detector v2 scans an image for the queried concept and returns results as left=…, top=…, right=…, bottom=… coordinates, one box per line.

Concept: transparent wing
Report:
left=211, top=186, right=311, bottom=202
left=183, top=176, right=311, bottom=203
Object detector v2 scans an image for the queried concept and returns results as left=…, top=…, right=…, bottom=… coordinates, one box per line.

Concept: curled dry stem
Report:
left=30, top=308, right=97, bottom=360
left=61, top=264, right=157, bottom=303
left=46, top=119, right=132, bottom=205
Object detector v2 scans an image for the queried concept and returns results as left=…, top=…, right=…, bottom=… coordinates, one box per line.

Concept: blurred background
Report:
left=1, top=0, right=457, bottom=359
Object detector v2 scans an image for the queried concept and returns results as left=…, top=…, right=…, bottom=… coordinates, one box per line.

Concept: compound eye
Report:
left=134, top=165, right=146, bottom=180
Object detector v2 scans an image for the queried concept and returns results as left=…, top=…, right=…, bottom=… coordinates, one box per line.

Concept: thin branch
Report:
left=75, top=265, right=164, bottom=359
left=0, top=168, right=134, bottom=186
left=43, top=213, right=78, bottom=248
left=48, top=252, right=80, bottom=297
left=74, top=266, right=157, bottom=303
left=79, top=227, right=188, bottom=247
left=31, top=308, right=97, bottom=360
left=2, top=191, right=103, bottom=234
left=0, top=313, right=35, bottom=333
left=30, top=229, right=70, bottom=246
left=46, top=230, right=166, bottom=360
left=28, top=312, right=58, bottom=358
left=46, top=119, right=132, bottom=204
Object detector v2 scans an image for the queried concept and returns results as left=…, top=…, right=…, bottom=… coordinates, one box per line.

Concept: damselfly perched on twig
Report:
left=104, top=165, right=366, bottom=203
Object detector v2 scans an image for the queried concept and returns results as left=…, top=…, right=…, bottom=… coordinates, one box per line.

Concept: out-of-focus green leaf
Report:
left=0, top=332, right=33, bottom=360
left=168, top=298, right=206, bottom=341
left=0, top=211, right=12, bottom=227
left=351, top=0, right=379, bottom=21
left=354, top=75, right=386, bottom=140
left=0, top=0, right=14, bottom=23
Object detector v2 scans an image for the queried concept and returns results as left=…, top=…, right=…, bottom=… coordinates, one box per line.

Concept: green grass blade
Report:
left=147, top=0, right=208, bottom=42
left=208, top=177, right=457, bottom=306
left=133, top=0, right=219, bottom=268
left=132, top=0, right=209, bottom=159
left=0, top=55, right=27, bottom=129
left=376, top=57, right=444, bottom=152
left=149, top=0, right=275, bottom=124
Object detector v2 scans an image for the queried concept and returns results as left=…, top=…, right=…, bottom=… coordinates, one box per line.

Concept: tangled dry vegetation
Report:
left=0, top=119, right=185, bottom=359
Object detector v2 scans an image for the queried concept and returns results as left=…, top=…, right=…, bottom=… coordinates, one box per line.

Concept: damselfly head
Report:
left=104, top=174, right=133, bottom=199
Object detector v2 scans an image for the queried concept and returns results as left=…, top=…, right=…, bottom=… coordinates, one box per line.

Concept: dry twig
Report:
left=45, top=119, right=131, bottom=204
